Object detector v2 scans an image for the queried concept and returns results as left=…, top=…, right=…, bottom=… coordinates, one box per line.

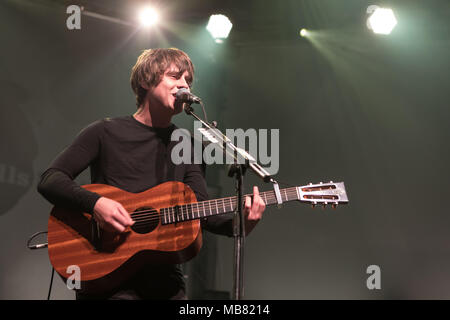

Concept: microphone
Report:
left=176, top=88, right=202, bottom=104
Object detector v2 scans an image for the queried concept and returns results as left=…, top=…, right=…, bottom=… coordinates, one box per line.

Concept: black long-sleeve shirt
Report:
left=37, top=115, right=233, bottom=299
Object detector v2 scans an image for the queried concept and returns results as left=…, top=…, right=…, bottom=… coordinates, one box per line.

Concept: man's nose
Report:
left=177, top=76, right=189, bottom=89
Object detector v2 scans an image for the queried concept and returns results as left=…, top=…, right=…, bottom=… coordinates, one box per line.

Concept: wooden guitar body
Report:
left=47, top=181, right=202, bottom=294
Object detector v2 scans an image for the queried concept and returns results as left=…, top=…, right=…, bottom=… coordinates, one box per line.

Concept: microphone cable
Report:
left=27, top=231, right=54, bottom=300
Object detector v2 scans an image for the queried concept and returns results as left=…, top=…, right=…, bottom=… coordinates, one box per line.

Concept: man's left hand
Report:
left=243, top=186, right=266, bottom=236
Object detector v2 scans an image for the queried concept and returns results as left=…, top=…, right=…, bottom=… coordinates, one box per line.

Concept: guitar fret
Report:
left=230, top=198, right=233, bottom=211
left=172, top=207, right=175, bottom=223
left=202, top=202, right=206, bottom=217
left=290, top=188, right=294, bottom=200
left=284, top=189, right=288, bottom=202
left=222, top=198, right=226, bottom=214
left=209, top=201, right=212, bottom=216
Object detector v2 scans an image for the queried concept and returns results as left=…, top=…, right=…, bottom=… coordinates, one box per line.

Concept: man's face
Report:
left=148, top=64, right=192, bottom=115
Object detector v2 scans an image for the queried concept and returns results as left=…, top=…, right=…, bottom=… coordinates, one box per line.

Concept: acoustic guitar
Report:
left=48, top=180, right=348, bottom=293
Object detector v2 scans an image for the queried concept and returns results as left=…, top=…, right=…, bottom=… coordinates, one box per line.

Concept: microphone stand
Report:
left=184, top=102, right=282, bottom=300
left=228, top=161, right=246, bottom=300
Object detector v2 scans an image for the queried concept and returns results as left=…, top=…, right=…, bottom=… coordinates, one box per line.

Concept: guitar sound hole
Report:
left=130, top=206, right=159, bottom=234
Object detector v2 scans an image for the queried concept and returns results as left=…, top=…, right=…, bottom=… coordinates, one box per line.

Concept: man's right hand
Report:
left=93, top=197, right=134, bottom=233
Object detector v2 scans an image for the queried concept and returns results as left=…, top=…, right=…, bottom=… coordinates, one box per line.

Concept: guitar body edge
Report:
left=54, top=228, right=202, bottom=295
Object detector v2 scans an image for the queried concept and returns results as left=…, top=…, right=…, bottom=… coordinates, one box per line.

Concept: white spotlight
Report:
left=139, top=7, right=158, bottom=27
left=367, top=6, right=397, bottom=35
left=206, top=14, right=233, bottom=42
left=299, top=28, right=308, bottom=37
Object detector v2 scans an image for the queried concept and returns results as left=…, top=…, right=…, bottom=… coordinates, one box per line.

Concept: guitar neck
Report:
left=161, top=187, right=299, bottom=225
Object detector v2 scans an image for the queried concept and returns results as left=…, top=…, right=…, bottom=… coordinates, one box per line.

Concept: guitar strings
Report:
left=130, top=189, right=301, bottom=224
left=129, top=189, right=297, bottom=219
left=129, top=187, right=300, bottom=217
left=129, top=188, right=301, bottom=227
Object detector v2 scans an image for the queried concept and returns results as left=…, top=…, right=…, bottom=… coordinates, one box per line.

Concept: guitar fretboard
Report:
left=161, top=187, right=299, bottom=225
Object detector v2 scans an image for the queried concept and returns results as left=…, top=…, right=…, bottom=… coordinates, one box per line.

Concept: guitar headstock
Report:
left=297, top=181, right=348, bottom=208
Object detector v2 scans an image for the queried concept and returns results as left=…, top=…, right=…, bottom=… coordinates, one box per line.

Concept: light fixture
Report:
left=206, top=14, right=233, bottom=43
left=139, top=7, right=159, bottom=27
left=367, top=6, right=397, bottom=35
left=299, top=28, right=308, bottom=37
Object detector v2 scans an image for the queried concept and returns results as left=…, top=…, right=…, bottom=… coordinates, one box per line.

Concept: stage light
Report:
left=139, top=7, right=158, bottom=27
left=299, top=28, right=308, bottom=37
left=367, top=6, right=397, bottom=35
left=206, top=14, right=233, bottom=43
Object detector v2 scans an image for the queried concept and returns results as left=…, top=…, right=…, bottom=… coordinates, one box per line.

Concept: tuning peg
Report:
left=329, top=180, right=333, bottom=183
left=311, top=201, right=317, bottom=209
left=332, top=201, right=338, bottom=209
left=322, top=202, right=327, bottom=210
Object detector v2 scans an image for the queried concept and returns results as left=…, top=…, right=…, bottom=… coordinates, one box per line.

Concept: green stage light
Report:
left=206, top=14, right=233, bottom=43
left=299, top=28, right=308, bottom=37
left=367, top=6, right=397, bottom=35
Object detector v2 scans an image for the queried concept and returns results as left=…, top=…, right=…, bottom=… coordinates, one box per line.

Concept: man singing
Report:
left=38, top=48, right=266, bottom=299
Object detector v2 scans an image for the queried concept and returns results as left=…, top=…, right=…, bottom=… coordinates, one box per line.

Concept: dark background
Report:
left=1, top=0, right=449, bottom=299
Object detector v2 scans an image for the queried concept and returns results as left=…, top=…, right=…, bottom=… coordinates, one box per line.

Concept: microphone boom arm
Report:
left=184, top=104, right=276, bottom=184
